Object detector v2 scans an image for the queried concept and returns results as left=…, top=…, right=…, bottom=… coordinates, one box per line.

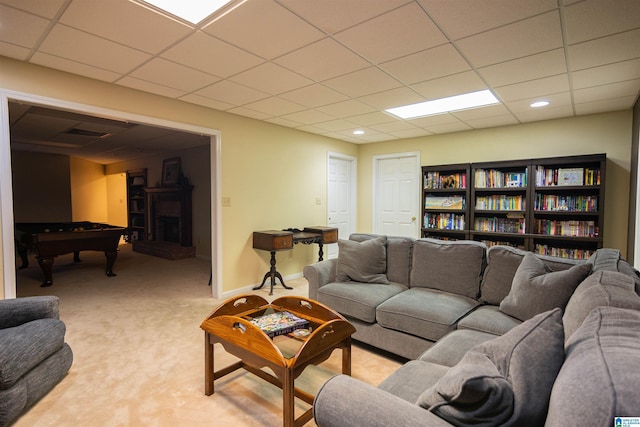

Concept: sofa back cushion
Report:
left=588, top=248, right=640, bottom=295
left=563, top=270, right=640, bottom=339
left=349, top=234, right=415, bottom=286
left=546, top=307, right=640, bottom=424
left=479, top=245, right=582, bottom=305
left=410, top=239, right=486, bottom=299
left=336, top=236, right=388, bottom=284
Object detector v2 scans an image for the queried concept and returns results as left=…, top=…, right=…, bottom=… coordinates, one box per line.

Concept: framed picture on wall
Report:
left=162, top=157, right=181, bottom=186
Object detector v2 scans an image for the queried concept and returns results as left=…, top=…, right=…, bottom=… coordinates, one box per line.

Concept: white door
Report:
left=374, top=153, right=420, bottom=237
left=327, top=153, right=356, bottom=258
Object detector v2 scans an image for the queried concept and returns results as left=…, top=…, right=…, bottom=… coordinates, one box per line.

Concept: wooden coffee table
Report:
left=200, top=294, right=356, bottom=427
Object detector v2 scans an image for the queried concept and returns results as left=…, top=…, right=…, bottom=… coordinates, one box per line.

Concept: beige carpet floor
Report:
left=13, top=243, right=403, bottom=426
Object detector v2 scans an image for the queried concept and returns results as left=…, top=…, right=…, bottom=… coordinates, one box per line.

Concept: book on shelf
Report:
left=534, top=219, right=598, bottom=237
left=475, top=195, right=525, bottom=211
left=424, top=213, right=465, bottom=230
left=534, top=194, right=598, bottom=212
left=474, top=217, right=525, bottom=234
left=249, top=311, right=309, bottom=338
left=535, top=166, right=600, bottom=187
left=424, top=196, right=465, bottom=210
left=424, top=171, right=467, bottom=189
left=534, top=244, right=594, bottom=260
left=474, top=169, right=527, bottom=188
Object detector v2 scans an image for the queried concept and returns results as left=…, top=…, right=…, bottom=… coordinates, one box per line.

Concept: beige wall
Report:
left=69, top=157, right=108, bottom=223
left=357, top=111, right=633, bottom=257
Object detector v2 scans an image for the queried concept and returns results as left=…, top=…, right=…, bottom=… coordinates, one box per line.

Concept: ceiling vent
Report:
left=65, top=128, right=111, bottom=138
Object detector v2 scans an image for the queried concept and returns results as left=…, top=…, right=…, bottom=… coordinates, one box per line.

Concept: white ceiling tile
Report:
left=495, top=75, right=570, bottom=102
left=265, top=116, right=305, bottom=128
left=317, top=99, right=377, bottom=117
left=279, top=109, right=337, bottom=125
left=370, top=121, right=419, bottom=133
left=161, top=32, right=263, bottom=78
left=128, top=58, right=220, bottom=92
left=194, top=80, right=269, bottom=105
left=356, top=133, right=398, bottom=142
left=424, top=120, right=473, bottom=134
left=226, top=107, right=271, bottom=120
left=514, top=104, right=574, bottom=122
left=275, top=37, right=370, bottom=82
left=31, top=52, right=121, bottom=82
left=575, top=96, right=638, bottom=115
left=335, top=2, right=447, bottom=64
left=277, top=0, right=411, bottom=34
left=380, top=44, right=470, bottom=85
left=457, top=11, right=563, bottom=67
left=39, top=25, right=151, bottom=73
left=313, top=119, right=359, bottom=132
left=230, top=62, right=313, bottom=95
left=419, top=0, right=558, bottom=40
left=450, top=104, right=512, bottom=120
left=278, top=84, right=349, bottom=108
left=463, top=115, right=519, bottom=129
left=572, top=59, right=640, bottom=89
left=242, top=96, right=306, bottom=116
left=573, top=80, right=640, bottom=105
left=347, top=111, right=398, bottom=126
left=0, top=0, right=66, bottom=19
left=179, top=93, right=235, bottom=111
left=478, top=49, right=567, bottom=87
left=410, top=113, right=460, bottom=127
left=117, top=76, right=187, bottom=98
left=411, top=71, right=488, bottom=100
left=203, top=0, right=324, bottom=59
left=387, top=128, right=433, bottom=139
left=564, top=0, right=640, bottom=45
left=322, top=67, right=402, bottom=98
left=506, top=92, right=572, bottom=113
left=0, top=4, right=51, bottom=48
left=569, top=29, right=640, bottom=71
left=59, top=0, right=192, bottom=55
left=358, top=87, right=424, bottom=110
left=0, top=41, right=31, bottom=60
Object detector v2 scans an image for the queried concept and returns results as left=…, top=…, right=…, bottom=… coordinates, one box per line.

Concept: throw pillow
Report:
left=500, top=253, right=592, bottom=321
left=336, top=236, right=388, bottom=284
left=417, top=308, right=565, bottom=426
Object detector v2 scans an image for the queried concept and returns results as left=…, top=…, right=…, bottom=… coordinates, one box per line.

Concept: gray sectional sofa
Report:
left=304, top=234, right=640, bottom=426
left=0, top=296, right=73, bottom=427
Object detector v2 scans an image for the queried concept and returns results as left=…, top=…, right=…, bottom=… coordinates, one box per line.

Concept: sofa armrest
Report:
left=303, top=258, right=337, bottom=300
left=0, top=296, right=60, bottom=329
left=314, top=375, right=452, bottom=427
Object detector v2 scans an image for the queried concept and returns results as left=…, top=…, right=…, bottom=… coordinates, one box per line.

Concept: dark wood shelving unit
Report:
left=126, top=168, right=147, bottom=242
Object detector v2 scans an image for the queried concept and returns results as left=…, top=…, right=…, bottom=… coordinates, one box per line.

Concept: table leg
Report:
left=37, top=256, right=54, bottom=287
left=252, top=251, right=292, bottom=295
left=342, top=338, right=352, bottom=376
left=104, top=250, right=118, bottom=277
left=283, top=368, right=295, bottom=427
left=204, top=333, right=214, bottom=396
left=317, top=242, right=324, bottom=261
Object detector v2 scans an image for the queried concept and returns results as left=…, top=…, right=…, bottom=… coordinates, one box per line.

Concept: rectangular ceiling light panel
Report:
left=386, top=90, right=500, bottom=120
left=141, top=0, right=234, bottom=24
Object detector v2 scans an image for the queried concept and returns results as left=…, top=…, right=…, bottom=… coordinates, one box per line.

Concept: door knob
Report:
left=412, top=216, right=416, bottom=221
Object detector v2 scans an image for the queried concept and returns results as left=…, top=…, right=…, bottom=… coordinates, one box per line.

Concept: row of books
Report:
left=475, top=195, right=525, bottom=211
left=534, top=219, right=598, bottom=237
left=424, top=172, right=467, bottom=189
left=534, top=244, right=595, bottom=260
left=534, top=194, right=598, bottom=212
left=474, top=169, right=527, bottom=188
left=534, top=166, right=601, bottom=187
left=424, top=213, right=465, bottom=230
left=474, top=217, right=526, bottom=234
left=477, top=240, right=525, bottom=249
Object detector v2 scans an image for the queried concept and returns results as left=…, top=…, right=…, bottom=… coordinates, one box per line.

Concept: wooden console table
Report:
left=253, top=226, right=338, bottom=295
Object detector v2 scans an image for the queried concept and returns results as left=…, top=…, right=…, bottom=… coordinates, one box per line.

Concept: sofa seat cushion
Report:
left=479, top=245, right=581, bottom=305
left=317, top=281, right=407, bottom=323
left=409, top=239, right=486, bottom=299
left=418, top=308, right=565, bottom=426
left=378, top=360, right=449, bottom=404
left=376, top=288, right=479, bottom=341
left=0, top=318, right=66, bottom=389
left=546, top=307, right=640, bottom=424
left=563, top=270, right=640, bottom=340
left=500, top=253, right=592, bottom=321
left=457, top=305, right=522, bottom=335
left=419, top=329, right=499, bottom=367
left=336, top=236, right=389, bottom=284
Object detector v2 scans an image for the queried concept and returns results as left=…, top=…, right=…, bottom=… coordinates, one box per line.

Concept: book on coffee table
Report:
left=249, top=311, right=309, bottom=338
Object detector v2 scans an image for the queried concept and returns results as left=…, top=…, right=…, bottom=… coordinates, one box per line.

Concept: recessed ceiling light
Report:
left=141, top=0, right=234, bottom=24
left=353, top=130, right=365, bottom=135
left=385, top=90, right=499, bottom=120
left=530, top=101, right=550, bottom=108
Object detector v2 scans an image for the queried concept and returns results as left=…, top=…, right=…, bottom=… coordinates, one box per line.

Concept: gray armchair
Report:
left=0, top=296, right=73, bottom=426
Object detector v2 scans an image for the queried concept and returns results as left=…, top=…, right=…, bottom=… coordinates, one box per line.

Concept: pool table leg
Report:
left=105, top=250, right=118, bottom=277
left=36, top=256, right=54, bottom=287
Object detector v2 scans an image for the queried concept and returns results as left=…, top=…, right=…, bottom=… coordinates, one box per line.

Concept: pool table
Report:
left=15, top=222, right=126, bottom=287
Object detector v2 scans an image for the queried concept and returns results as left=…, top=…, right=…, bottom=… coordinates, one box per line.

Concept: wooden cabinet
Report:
left=421, top=154, right=606, bottom=259
left=421, top=163, right=470, bottom=240
left=126, top=168, right=147, bottom=242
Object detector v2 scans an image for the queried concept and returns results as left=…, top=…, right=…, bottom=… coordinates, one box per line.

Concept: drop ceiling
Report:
left=1, top=0, right=639, bottom=162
